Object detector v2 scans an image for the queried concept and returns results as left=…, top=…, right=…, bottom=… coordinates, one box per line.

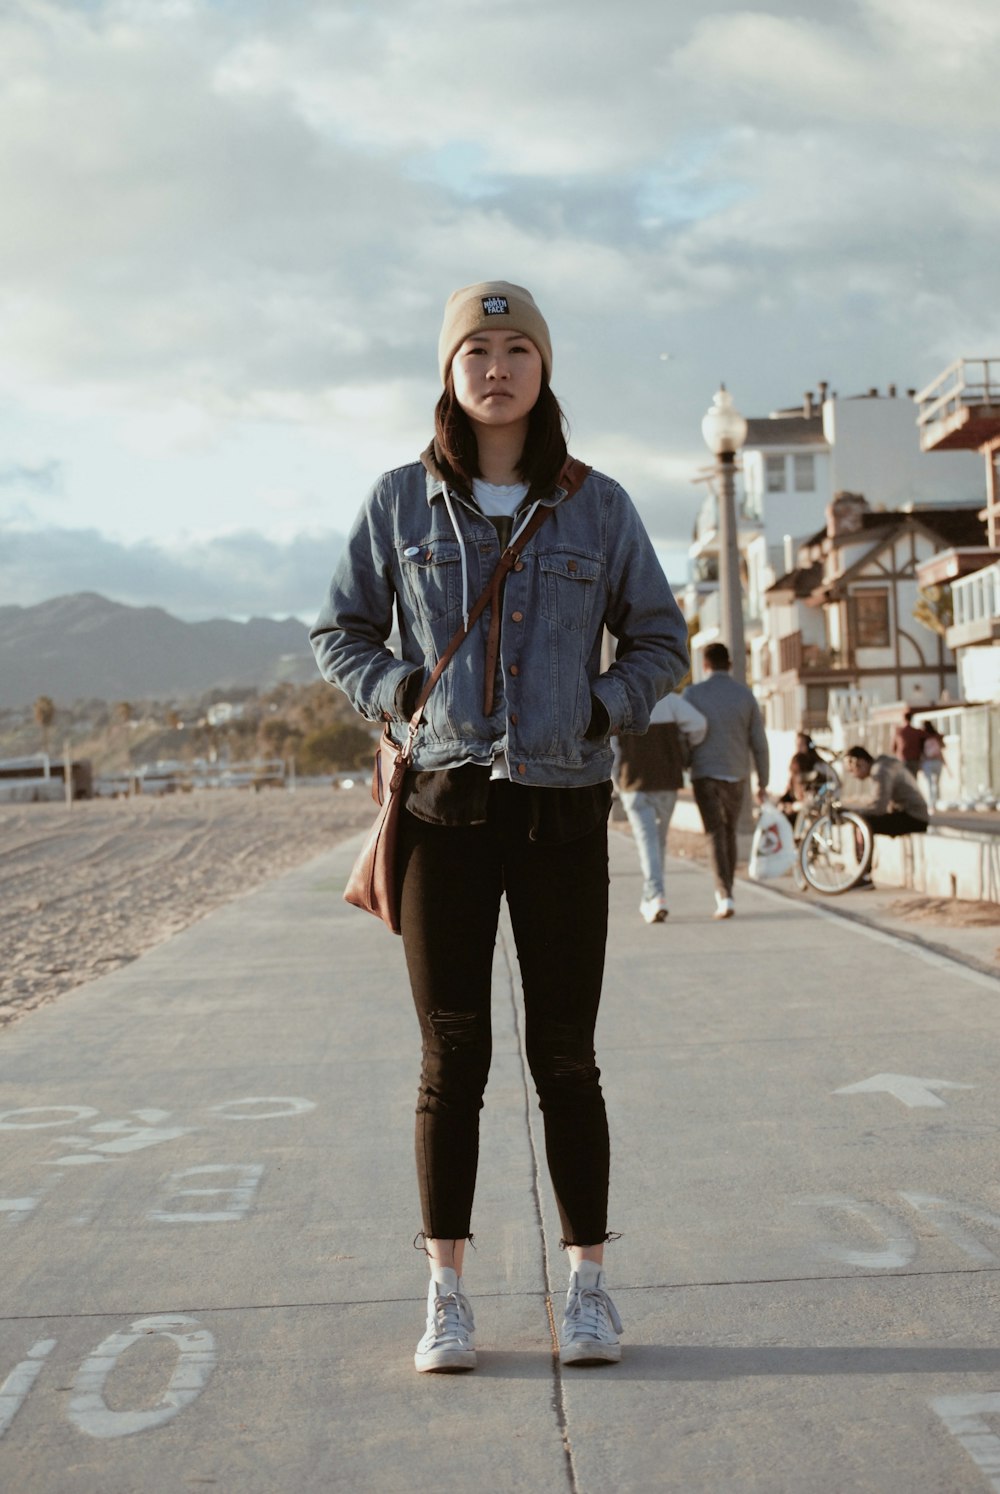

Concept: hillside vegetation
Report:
left=1, top=681, right=377, bottom=777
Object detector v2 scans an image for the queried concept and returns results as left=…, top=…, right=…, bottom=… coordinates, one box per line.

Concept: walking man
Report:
left=685, top=642, right=769, bottom=920
left=616, top=691, right=707, bottom=924
left=892, top=708, right=926, bottom=778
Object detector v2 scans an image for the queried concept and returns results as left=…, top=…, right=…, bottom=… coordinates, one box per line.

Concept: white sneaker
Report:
left=559, top=1261, right=623, bottom=1366
left=639, top=895, right=668, bottom=924
left=414, top=1269, right=476, bottom=1373
left=714, top=895, right=735, bottom=920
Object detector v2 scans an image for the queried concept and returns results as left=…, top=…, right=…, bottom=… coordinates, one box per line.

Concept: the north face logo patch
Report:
left=482, top=295, right=509, bottom=315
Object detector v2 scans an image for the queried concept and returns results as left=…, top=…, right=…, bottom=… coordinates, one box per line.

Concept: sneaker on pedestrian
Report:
left=414, top=1268, right=476, bottom=1373
left=559, top=1260, right=623, bottom=1366
left=639, top=895, right=668, bottom=924
left=714, top=894, right=735, bottom=920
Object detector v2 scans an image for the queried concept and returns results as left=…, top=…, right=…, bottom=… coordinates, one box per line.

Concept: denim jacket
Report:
left=310, top=456, right=689, bottom=787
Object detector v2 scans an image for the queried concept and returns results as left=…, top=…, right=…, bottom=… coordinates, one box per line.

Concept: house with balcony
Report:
left=683, top=383, right=982, bottom=677
left=913, top=358, right=1000, bottom=704
left=756, top=492, right=987, bottom=734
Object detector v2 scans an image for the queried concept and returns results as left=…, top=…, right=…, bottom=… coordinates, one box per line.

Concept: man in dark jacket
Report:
left=685, top=643, right=770, bottom=919
left=615, top=692, right=707, bottom=923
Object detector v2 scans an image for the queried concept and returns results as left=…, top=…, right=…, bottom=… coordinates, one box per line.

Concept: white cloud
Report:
left=0, top=0, right=997, bottom=615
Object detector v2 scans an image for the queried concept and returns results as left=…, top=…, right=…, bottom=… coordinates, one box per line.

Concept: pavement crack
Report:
left=498, top=923, right=580, bottom=1494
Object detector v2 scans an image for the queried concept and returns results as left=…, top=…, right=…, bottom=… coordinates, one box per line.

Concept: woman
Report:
left=311, top=281, right=688, bottom=1373
left=920, top=724, right=946, bottom=807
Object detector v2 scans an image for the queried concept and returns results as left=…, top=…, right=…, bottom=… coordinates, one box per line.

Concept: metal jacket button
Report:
left=509, top=664, right=519, bottom=676
left=511, top=610, right=523, bottom=622
left=514, top=561, right=524, bottom=572
left=517, top=764, right=527, bottom=775
left=567, top=559, right=578, bottom=572
left=510, top=712, right=519, bottom=725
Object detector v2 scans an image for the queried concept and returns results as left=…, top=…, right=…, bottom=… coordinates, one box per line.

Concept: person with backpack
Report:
left=920, top=724, right=946, bottom=807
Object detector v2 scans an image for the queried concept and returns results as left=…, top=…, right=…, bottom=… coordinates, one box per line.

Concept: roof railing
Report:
left=915, top=357, right=1000, bottom=431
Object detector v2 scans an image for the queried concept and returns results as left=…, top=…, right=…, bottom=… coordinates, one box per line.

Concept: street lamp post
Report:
left=701, top=386, right=748, bottom=684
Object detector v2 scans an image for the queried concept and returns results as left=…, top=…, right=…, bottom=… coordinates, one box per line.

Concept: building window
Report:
left=765, top=455, right=785, bottom=493
left=794, top=454, right=816, bottom=492
left=853, top=589, right=890, bottom=647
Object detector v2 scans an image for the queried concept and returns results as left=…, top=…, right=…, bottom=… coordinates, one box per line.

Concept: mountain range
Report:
left=0, top=593, right=319, bottom=708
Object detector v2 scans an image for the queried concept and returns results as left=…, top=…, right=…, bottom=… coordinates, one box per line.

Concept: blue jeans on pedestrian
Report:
left=620, top=789, right=678, bottom=902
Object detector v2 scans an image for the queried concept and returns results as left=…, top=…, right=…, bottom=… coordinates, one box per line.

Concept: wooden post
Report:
left=63, top=740, right=73, bottom=807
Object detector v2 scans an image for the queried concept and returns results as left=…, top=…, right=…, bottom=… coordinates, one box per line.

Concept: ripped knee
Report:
left=427, top=1008, right=487, bottom=1052
left=526, top=1017, right=600, bottom=1087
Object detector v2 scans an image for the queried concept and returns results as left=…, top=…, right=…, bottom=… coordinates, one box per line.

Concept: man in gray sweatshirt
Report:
left=684, top=642, right=770, bottom=919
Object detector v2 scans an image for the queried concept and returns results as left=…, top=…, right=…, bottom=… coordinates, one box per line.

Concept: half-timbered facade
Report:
left=755, top=493, right=987, bottom=732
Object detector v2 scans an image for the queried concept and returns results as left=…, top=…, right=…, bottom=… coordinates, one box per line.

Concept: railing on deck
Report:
left=915, top=358, right=1000, bottom=440
left=952, top=560, right=1000, bottom=629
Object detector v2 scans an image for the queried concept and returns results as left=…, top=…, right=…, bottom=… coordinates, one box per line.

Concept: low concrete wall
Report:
left=670, top=793, right=1000, bottom=904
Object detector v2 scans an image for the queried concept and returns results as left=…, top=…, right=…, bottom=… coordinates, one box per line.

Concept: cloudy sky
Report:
left=2, top=0, right=998, bottom=621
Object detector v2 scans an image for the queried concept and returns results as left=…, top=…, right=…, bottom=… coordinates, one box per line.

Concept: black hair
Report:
left=845, top=745, right=874, bottom=765
left=433, top=374, right=569, bottom=497
left=703, top=642, right=732, bottom=671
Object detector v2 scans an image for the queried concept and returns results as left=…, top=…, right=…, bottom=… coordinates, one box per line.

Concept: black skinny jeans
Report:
left=397, top=782, right=611, bottom=1247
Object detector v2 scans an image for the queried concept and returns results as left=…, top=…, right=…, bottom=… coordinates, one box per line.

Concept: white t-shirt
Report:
left=472, top=478, right=529, bottom=518
left=472, top=480, right=530, bottom=780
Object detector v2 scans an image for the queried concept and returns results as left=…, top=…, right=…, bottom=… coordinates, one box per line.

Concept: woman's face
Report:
left=450, top=329, right=543, bottom=433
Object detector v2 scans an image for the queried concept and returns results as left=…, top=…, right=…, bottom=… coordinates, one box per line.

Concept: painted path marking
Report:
left=931, top=1394, right=1000, bottom=1491
left=833, top=1074, right=974, bottom=1109
left=798, top=1191, right=1000, bottom=1269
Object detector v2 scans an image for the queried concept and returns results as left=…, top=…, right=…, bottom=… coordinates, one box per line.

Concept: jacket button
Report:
left=511, top=610, right=523, bottom=622
left=509, top=664, right=519, bottom=676
left=567, top=559, right=578, bottom=572
left=517, top=764, right=527, bottom=775
left=514, top=561, right=524, bottom=572
left=510, top=712, right=519, bottom=725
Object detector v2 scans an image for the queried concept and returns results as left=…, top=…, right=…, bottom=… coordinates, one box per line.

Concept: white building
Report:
left=683, top=384, right=984, bottom=682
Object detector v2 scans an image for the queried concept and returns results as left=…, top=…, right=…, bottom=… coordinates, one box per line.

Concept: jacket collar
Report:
left=419, top=439, right=567, bottom=511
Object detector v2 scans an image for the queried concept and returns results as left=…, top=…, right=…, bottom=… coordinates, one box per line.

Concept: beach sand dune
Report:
left=0, top=787, right=375, bottom=1027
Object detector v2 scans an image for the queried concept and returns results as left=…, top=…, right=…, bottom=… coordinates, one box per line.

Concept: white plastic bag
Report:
left=748, top=803, right=796, bottom=880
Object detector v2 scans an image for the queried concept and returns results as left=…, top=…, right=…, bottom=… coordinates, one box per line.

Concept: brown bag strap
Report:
left=395, top=456, right=592, bottom=764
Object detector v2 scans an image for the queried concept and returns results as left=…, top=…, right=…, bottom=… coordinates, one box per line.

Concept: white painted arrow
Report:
left=834, top=1074, right=974, bottom=1109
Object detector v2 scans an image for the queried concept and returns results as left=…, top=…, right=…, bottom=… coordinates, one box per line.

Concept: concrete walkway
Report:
left=3, top=828, right=1000, bottom=1492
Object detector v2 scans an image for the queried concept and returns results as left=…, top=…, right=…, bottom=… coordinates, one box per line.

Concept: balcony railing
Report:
left=952, top=559, right=1000, bottom=628
left=915, top=357, right=1000, bottom=451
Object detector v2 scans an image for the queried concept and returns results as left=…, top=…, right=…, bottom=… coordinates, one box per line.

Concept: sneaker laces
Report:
left=428, top=1287, right=474, bottom=1346
left=564, top=1283, right=622, bottom=1341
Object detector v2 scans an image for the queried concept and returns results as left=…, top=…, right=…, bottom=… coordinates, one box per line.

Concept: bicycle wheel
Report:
left=799, top=811, right=873, bottom=894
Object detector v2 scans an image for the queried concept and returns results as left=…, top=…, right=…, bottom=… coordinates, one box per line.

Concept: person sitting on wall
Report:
left=842, top=745, right=930, bottom=839
left=778, top=732, right=837, bottom=821
left=841, top=744, right=930, bottom=889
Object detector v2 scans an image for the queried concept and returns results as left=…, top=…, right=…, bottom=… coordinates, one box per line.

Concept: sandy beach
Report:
left=0, top=787, right=376, bottom=1027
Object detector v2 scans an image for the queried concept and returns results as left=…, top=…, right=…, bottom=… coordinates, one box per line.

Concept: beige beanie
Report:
left=438, top=280, right=553, bottom=384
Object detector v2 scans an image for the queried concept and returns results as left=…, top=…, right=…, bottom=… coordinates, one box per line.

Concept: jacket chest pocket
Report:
left=538, top=553, right=601, bottom=632
left=399, top=541, right=463, bottom=624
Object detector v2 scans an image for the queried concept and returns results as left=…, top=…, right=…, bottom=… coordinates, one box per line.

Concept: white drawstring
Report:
left=440, top=486, right=541, bottom=636
left=440, top=482, right=470, bottom=632
left=510, top=499, right=541, bottom=548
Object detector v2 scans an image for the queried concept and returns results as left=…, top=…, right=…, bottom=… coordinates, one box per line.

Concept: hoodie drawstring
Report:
left=440, top=483, right=470, bottom=633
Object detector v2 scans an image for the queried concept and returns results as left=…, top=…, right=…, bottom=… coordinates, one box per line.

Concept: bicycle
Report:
left=783, top=750, right=873, bottom=895
left=794, top=777, right=873, bottom=894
